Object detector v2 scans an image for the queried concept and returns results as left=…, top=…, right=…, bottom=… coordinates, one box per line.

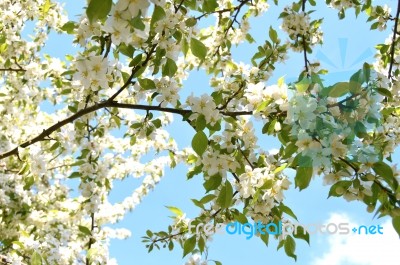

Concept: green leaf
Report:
left=260, top=232, right=269, bottom=246
left=374, top=87, right=392, bottom=98
left=183, top=235, right=196, bottom=257
left=86, top=0, right=112, bottom=23
left=233, top=211, right=248, bottom=224
left=203, top=175, right=222, bottom=192
left=185, top=17, right=197, bottom=27
left=269, top=26, right=278, bottom=42
left=293, top=226, right=310, bottom=244
left=245, top=33, right=255, bottom=43
left=191, top=199, right=205, bottom=209
left=295, top=166, right=313, bottom=191
left=328, top=180, right=352, bottom=197
left=151, top=5, right=166, bottom=28
left=284, top=235, right=297, bottom=261
left=87, top=249, right=100, bottom=262
left=295, top=77, right=311, bottom=92
left=196, top=115, right=207, bottom=131
left=24, top=176, right=35, bottom=190
left=191, top=38, right=207, bottom=60
left=30, top=251, right=43, bottom=265
left=162, top=58, right=178, bottom=77
left=182, top=38, right=189, bottom=57
left=78, top=225, right=92, bottom=236
left=131, top=14, right=146, bottom=30
left=119, top=43, right=135, bottom=58
left=42, top=0, right=52, bottom=16
left=363, top=63, right=371, bottom=81
left=146, top=230, right=153, bottom=237
left=130, top=53, right=143, bottom=67
left=329, top=82, right=349, bottom=98
left=138, top=78, right=156, bottom=90
left=152, top=119, right=162, bottom=128
left=168, top=240, right=174, bottom=251
left=192, top=131, right=208, bottom=156
left=165, top=206, right=183, bottom=216
left=282, top=142, right=298, bottom=159
left=373, top=161, right=396, bottom=189
left=68, top=172, right=81, bottom=179
left=49, top=141, right=60, bottom=151
left=354, top=121, right=367, bottom=138
left=200, top=194, right=216, bottom=204
left=198, top=236, right=205, bottom=253
left=349, top=69, right=363, bottom=93
left=393, top=216, right=400, bottom=237
left=216, top=180, right=233, bottom=208
left=280, top=203, right=297, bottom=220
left=60, top=21, right=76, bottom=34
left=203, top=0, right=218, bottom=12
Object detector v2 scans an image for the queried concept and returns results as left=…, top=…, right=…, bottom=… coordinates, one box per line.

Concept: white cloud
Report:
left=311, top=212, right=400, bottom=265
left=268, top=148, right=279, bottom=155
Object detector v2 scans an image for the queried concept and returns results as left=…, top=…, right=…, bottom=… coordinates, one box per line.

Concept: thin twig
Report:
left=388, top=0, right=400, bottom=80
left=301, top=0, right=310, bottom=77
left=338, top=157, right=358, bottom=174
left=240, top=149, right=255, bottom=170
left=327, top=93, right=360, bottom=108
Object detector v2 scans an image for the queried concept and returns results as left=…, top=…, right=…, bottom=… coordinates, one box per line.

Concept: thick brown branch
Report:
left=0, top=68, right=25, bottom=72
left=0, top=101, right=252, bottom=160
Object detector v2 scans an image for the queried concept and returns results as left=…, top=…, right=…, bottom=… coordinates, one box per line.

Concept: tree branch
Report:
left=338, top=157, right=358, bottom=174
left=388, top=0, right=400, bottom=80
left=0, top=101, right=252, bottom=160
left=301, top=0, right=310, bottom=76
left=195, top=1, right=249, bottom=20
left=174, top=0, right=185, bottom=13
left=108, top=44, right=157, bottom=102
left=327, top=93, right=360, bottom=108
left=0, top=68, right=25, bottom=72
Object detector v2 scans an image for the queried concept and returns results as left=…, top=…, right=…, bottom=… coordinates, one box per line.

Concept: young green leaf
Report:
left=295, top=77, right=311, bottom=92
left=138, top=78, right=156, bottom=90
left=329, top=82, right=349, bottom=98
left=203, top=175, right=222, bottom=192
left=216, top=180, right=233, bottom=208
left=78, top=225, right=92, bottom=236
left=393, top=216, right=400, bottom=237
left=295, top=166, right=313, bottom=191
left=192, top=131, right=208, bottom=156
left=165, top=206, right=183, bottom=216
left=269, top=26, right=278, bottom=43
left=190, top=38, right=207, bottom=60
left=86, top=0, right=112, bottom=23
left=284, top=235, right=297, bottom=261
left=150, top=5, right=166, bottom=28
left=183, top=235, right=197, bottom=257
left=31, top=251, right=43, bottom=265
left=162, top=58, right=178, bottom=77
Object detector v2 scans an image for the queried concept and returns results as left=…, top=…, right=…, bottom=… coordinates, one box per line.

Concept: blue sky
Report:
left=37, top=1, right=400, bottom=264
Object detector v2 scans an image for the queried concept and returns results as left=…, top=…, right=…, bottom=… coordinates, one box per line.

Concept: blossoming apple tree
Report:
left=0, top=0, right=400, bottom=264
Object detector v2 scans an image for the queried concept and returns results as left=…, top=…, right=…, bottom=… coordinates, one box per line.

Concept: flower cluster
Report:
left=280, top=3, right=323, bottom=52
left=1, top=0, right=400, bottom=264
